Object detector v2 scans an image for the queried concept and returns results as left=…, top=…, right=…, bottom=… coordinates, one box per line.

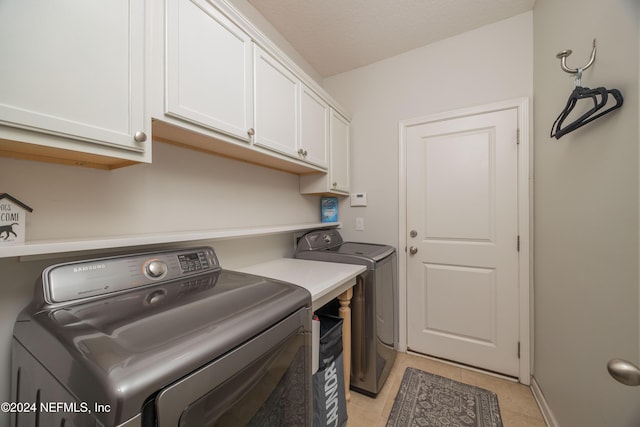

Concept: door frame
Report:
left=398, top=98, right=532, bottom=384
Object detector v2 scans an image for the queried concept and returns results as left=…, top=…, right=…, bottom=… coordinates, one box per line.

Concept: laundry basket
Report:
left=313, top=314, right=348, bottom=427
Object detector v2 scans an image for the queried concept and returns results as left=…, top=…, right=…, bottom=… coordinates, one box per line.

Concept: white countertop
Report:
left=238, top=258, right=365, bottom=310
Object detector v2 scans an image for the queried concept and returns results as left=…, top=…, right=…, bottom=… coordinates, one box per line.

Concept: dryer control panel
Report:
left=43, top=247, right=220, bottom=304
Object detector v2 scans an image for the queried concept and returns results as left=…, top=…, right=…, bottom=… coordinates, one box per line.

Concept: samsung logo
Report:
left=73, top=264, right=107, bottom=273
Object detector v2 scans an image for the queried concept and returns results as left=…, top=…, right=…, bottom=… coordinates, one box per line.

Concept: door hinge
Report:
left=518, top=341, right=521, bottom=359
left=516, top=128, right=520, bottom=145
left=517, top=235, right=520, bottom=252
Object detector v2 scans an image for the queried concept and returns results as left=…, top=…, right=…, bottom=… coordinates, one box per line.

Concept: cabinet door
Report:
left=0, top=0, right=146, bottom=152
left=254, top=46, right=299, bottom=157
left=299, top=85, right=329, bottom=169
left=330, top=110, right=350, bottom=193
left=166, top=0, right=253, bottom=141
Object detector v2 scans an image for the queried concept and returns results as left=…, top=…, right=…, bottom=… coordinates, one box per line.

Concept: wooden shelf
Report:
left=1, top=222, right=339, bottom=259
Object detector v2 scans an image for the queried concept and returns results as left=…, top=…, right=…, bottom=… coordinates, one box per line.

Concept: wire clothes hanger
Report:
left=550, top=39, right=623, bottom=139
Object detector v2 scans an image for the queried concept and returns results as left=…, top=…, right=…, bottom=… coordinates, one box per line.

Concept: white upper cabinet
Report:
left=165, top=0, right=254, bottom=141
left=0, top=0, right=148, bottom=168
left=253, top=46, right=299, bottom=156
left=299, top=109, right=350, bottom=195
left=154, top=0, right=345, bottom=174
left=329, top=110, right=350, bottom=194
left=299, top=85, right=329, bottom=169
left=0, top=0, right=347, bottom=174
left=254, top=47, right=329, bottom=169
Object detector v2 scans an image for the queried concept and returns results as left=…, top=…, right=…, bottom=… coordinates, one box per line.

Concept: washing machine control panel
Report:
left=177, top=251, right=211, bottom=273
left=44, top=247, right=220, bottom=304
left=297, top=229, right=344, bottom=251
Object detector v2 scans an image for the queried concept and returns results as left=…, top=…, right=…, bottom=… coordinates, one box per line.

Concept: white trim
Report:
left=397, top=117, right=409, bottom=353
left=406, top=350, right=519, bottom=383
left=531, top=377, right=558, bottom=427
left=397, top=98, right=532, bottom=384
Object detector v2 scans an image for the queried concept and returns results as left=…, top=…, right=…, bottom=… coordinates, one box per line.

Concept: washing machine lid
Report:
left=329, top=242, right=395, bottom=262
left=296, top=243, right=394, bottom=268
left=13, top=248, right=310, bottom=426
left=296, top=230, right=395, bottom=268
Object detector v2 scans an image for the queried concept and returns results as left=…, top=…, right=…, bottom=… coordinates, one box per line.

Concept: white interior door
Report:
left=406, top=108, right=520, bottom=377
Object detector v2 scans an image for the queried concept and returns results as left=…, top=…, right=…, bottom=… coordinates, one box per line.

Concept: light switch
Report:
left=350, top=192, right=367, bottom=207
left=355, top=217, right=364, bottom=230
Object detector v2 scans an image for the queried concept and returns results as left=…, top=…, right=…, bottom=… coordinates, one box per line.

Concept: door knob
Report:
left=409, top=246, right=418, bottom=255
left=410, top=230, right=418, bottom=238
left=607, top=358, right=640, bottom=386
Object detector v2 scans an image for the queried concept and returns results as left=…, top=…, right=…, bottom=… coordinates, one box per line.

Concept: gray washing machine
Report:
left=295, top=229, right=397, bottom=397
left=12, top=246, right=312, bottom=426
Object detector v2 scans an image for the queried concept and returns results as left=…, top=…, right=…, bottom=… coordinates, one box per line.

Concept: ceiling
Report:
left=248, top=0, right=535, bottom=78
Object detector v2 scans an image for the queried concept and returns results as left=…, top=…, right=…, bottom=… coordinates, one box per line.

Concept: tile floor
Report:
left=345, top=352, right=547, bottom=427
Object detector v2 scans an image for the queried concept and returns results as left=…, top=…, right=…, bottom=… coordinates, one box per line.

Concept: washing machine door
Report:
left=154, top=308, right=311, bottom=427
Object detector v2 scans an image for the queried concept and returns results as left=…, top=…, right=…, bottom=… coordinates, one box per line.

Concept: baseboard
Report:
left=406, top=351, right=519, bottom=383
left=530, top=377, right=559, bottom=427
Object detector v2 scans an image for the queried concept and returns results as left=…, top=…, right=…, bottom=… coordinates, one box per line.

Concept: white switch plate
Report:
left=355, top=217, right=364, bottom=230
left=350, top=192, right=367, bottom=207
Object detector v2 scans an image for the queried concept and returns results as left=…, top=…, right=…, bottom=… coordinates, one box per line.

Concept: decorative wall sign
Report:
left=0, top=193, right=33, bottom=246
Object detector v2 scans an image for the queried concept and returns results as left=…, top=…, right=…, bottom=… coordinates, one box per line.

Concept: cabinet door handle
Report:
left=247, top=128, right=255, bottom=136
left=134, top=131, right=147, bottom=143
left=332, top=182, right=337, bottom=187
left=298, top=148, right=308, bottom=157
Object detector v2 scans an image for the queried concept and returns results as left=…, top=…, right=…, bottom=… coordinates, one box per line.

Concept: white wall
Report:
left=533, top=0, right=640, bottom=425
left=0, top=141, right=322, bottom=420
left=322, top=11, right=533, bottom=386
left=323, top=12, right=533, bottom=250
left=1, top=142, right=319, bottom=240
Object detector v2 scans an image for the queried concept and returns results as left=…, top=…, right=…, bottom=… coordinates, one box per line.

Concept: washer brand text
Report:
left=73, top=264, right=107, bottom=273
